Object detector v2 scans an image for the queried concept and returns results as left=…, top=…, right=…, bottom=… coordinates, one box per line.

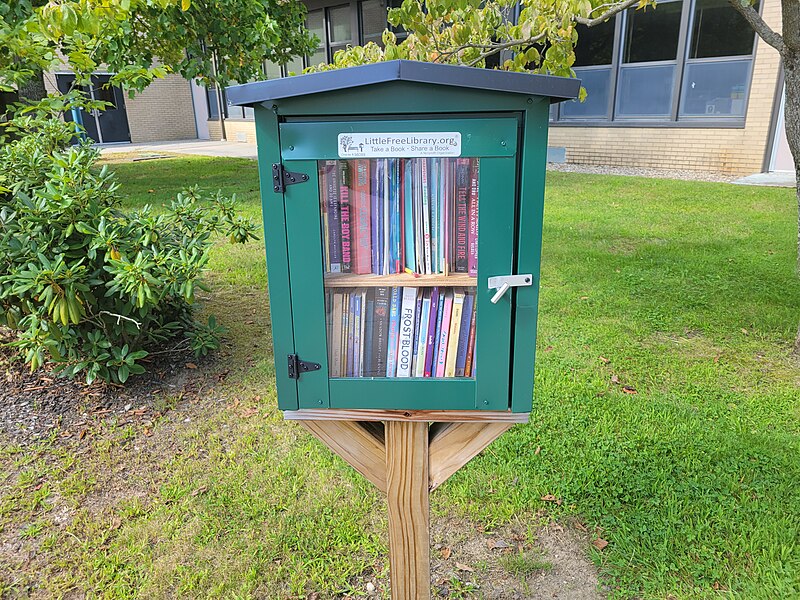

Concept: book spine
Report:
left=385, top=286, right=402, bottom=377
left=464, top=300, right=477, bottom=377
left=363, top=290, right=375, bottom=377
left=454, top=292, right=473, bottom=377
left=320, top=163, right=330, bottom=272
left=454, top=159, right=469, bottom=273
left=430, top=159, right=438, bottom=274
left=435, top=292, right=453, bottom=377
left=444, top=292, right=464, bottom=378
left=373, top=286, right=390, bottom=376
left=403, top=159, right=415, bottom=271
left=424, top=287, right=439, bottom=377
left=326, top=160, right=343, bottom=272
left=421, top=159, right=432, bottom=274
left=331, top=292, right=343, bottom=377
left=396, top=287, right=417, bottom=378
left=393, top=160, right=402, bottom=273
left=339, top=161, right=352, bottom=273
left=410, top=289, right=423, bottom=375
left=353, top=160, right=372, bottom=274
left=415, top=291, right=430, bottom=378
left=352, top=292, right=363, bottom=377
left=430, top=287, right=445, bottom=376
left=383, top=160, right=390, bottom=275
left=371, top=160, right=381, bottom=274
left=345, top=293, right=354, bottom=377
left=468, top=159, right=479, bottom=277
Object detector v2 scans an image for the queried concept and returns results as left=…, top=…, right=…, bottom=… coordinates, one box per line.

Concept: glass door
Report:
left=282, top=118, right=519, bottom=410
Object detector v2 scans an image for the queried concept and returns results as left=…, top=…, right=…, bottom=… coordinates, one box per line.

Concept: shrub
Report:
left=0, top=114, right=258, bottom=384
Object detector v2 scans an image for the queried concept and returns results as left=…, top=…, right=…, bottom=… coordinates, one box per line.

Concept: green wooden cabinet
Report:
left=227, top=60, right=578, bottom=414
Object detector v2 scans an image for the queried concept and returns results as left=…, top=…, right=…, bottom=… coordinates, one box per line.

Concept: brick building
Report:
left=49, top=0, right=795, bottom=176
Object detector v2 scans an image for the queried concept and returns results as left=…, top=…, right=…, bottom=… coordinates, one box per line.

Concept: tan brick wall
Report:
left=125, top=75, right=197, bottom=142
left=207, top=119, right=257, bottom=143
left=549, top=0, right=783, bottom=175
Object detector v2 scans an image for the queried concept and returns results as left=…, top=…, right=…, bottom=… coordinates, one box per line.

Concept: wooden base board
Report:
left=284, top=408, right=529, bottom=423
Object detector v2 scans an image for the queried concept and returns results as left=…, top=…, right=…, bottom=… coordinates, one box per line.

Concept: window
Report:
left=554, top=0, right=758, bottom=125
left=360, top=0, right=386, bottom=47
left=561, top=19, right=615, bottom=120
left=679, top=0, right=756, bottom=118
left=328, top=5, right=353, bottom=57
left=307, top=9, right=328, bottom=67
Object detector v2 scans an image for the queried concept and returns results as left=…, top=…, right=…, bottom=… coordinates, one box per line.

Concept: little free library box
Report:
left=228, top=60, right=578, bottom=598
left=227, top=60, right=579, bottom=416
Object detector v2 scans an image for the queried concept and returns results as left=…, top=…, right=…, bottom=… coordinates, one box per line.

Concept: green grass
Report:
left=1, top=155, right=798, bottom=598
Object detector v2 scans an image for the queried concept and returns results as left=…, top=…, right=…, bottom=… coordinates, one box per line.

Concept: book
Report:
left=324, top=160, right=343, bottom=273
left=415, top=290, right=431, bottom=377
left=464, top=299, right=477, bottom=377
left=382, top=160, right=390, bottom=275
left=342, top=292, right=351, bottom=376
left=363, top=289, right=375, bottom=376
left=396, top=287, right=418, bottom=377
left=435, top=291, right=453, bottom=377
left=454, top=159, right=469, bottom=273
left=424, top=287, right=440, bottom=377
left=331, top=292, right=344, bottom=377
left=468, top=159, right=479, bottom=277
left=371, top=161, right=381, bottom=274
left=339, top=161, right=352, bottom=273
left=385, top=286, right=402, bottom=376
left=444, top=290, right=465, bottom=377
left=403, top=159, right=415, bottom=271
left=421, top=159, right=432, bottom=274
left=455, top=292, right=474, bottom=377
left=346, top=293, right=357, bottom=377
left=352, top=160, right=372, bottom=274
left=372, top=286, right=391, bottom=376
left=430, top=286, right=445, bottom=376
left=411, top=289, right=423, bottom=375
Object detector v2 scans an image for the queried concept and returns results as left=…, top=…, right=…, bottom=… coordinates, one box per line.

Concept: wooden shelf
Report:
left=324, top=273, right=477, bottom=288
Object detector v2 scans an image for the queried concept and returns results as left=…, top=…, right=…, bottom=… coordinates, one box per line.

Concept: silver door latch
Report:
left=487, top=274, right=533, bottom=304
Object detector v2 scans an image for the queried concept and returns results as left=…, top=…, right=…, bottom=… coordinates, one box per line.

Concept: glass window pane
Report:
left=680, top=59, right=750, bottom=116
left=320, top=158, right=479, bottom=379
left=561, top=68, right=612, bottom=119
left=207, top=86, right=219, bottom=119
left=690, top=0, right=757, bottom=58
left=574, top=19, right=615, bottom=67
left=307, top=9, right=325, bottom=43
left=623, top=1, right=683, bottom=63
left=264, top=61, right=282, bottom=79
left=286, top=55, right=305, bottom=75
left=329, top=5, right=352, bottom=44
left=361, top=0, right=386, bottom=46
left=616, top=64, right=676, bottom=117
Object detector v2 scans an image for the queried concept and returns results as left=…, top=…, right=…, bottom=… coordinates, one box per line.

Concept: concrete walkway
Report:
left=732, top=171, right=796, bottom=188
left=98, top=139, right=257, bottom=160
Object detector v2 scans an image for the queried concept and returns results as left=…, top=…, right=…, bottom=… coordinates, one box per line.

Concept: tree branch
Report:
left=575, top=0, right=639, bottom=27
left=432, top=33, right=548, bottom=66
left=728, top=0, right=786, bottom=55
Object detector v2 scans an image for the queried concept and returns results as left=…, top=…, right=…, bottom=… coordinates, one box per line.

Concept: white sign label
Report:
left=338, top=132, right=462, bottom=158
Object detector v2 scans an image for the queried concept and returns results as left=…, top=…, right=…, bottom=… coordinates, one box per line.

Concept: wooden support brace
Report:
left=428, top=422, right=512, bottom=491
left=298, top=420, right=387, bottom=493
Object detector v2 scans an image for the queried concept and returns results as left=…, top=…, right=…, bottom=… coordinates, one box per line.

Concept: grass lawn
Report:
left=1, top=155, right=798, bottom=598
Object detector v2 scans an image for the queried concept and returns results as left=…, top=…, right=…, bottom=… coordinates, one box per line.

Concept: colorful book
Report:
left=468, top=159, right=479, bottom=277
left=430, top=286, right=445, bottom=376
left=382, top=160, right=390, bottom=275
left=415, top=290, right=431, bottom=377
left=353, top=160, right=372, bottom=274
left=371, top=161, right=382, bottom=274
left=455, top=292, right=474, bottom=377
left=331, top=292, right=344, bottom=377
left=424, top=287, right=440, bottom=377
left=385, top=286, right=402, bottom=376
left=444, top=290, right=465, bottom=377
left=339, top=161, right=352, bottom=273
left=435, top=291, right=453, bottom=377
left=396, top=287, right=418, bottom=378
left=454, top=159, right=469, bottom=273
left=403, top=159, right=415, bottom=271
left=464, top=300, right=477, bottom=377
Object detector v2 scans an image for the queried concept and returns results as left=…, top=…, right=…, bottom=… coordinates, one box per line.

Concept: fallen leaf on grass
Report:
left=240, top=408, right=259, bottom=418
left=544, top=345, right=554, bottom=352
left=610, top=374, right=620, bottom=384
left=574, top=521, right=588, bottom=533
left=622, top=386, right=637, bottom=395
left=191, top=485, right=208, bottom=497
left=541, top=494, right=563, bottom=506
left=79, top=429, right=87, bottom=440
left=109, top=517, right=122, bottom=531
left=599, top=356, right=610, bottom=364
left=440, top=547, right=452, bottom=559
left=534, top=445, right=541, bottom=455
left=185, top=362, right=197, bottom=369
left=592, top=538, right=609, bottom=551
left=455, top=562, right=474, bottom=572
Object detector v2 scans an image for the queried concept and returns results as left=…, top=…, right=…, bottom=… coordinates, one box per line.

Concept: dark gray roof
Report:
left=226, top=60, right=580, bottom=107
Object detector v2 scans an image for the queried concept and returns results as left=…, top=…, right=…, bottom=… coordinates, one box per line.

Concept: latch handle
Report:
left=487, top=274, right=533, bottom=304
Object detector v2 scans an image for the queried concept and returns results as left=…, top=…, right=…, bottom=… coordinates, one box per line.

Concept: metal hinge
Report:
left=272, top=163, right=309, bottom=193
left=287, top=353, right=321, bottom=380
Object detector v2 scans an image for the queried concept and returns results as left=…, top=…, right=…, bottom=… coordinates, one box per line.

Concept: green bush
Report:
left=0, top=114, right=258, bottom=384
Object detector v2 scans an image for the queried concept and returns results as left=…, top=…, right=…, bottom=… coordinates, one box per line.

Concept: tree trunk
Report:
left=784, top=52, right=800, bottom=352
left=17, top=70, right=47, bottom=102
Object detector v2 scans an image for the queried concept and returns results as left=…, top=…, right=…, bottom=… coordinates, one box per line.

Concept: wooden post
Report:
left=385, top=421, right=431, bottom=600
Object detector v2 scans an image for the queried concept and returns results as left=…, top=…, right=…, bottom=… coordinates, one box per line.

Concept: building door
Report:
left=56, top=74, right=131, bottom=144
left=770, top=87, right=795, bottom=172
